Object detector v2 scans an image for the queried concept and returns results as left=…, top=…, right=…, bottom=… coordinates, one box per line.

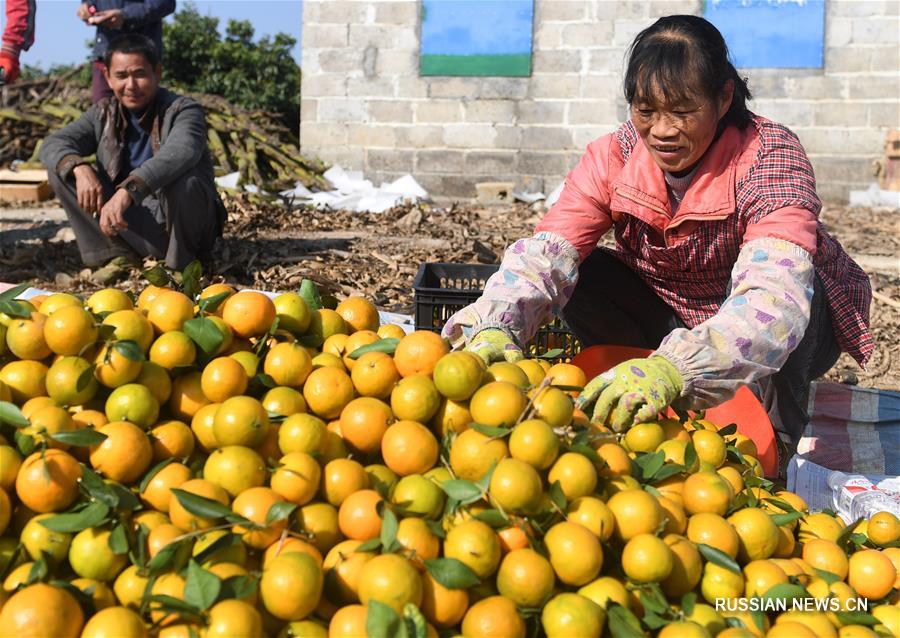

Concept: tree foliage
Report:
left=162, top=3, right=301, bottom=128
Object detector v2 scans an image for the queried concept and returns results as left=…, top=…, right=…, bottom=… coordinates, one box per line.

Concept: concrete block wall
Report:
left=300, top=0, right=900, bottom=202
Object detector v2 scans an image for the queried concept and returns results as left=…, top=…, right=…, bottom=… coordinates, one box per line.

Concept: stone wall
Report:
left=300, top=0, right=899, bottom=202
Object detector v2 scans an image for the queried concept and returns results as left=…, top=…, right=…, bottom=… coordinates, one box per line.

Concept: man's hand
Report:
left=89, top=9, right=125, bottom=29
left=73, top=164, right=105, bottom=215
left=576, top=356, right=683, bottom=432
left=76, top=2, right=92, bottom=21
left=0, top=52, right=19, bottom=84
left=99, top=189, right=132, bottom=236
left=466, top=328, right=523, bottom=364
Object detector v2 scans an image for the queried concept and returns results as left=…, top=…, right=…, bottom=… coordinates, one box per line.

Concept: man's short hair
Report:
left=103, top=34, right=159, bottom=68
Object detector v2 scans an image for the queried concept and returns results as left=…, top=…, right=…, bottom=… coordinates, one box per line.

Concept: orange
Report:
left=70, top=579, right=116, bottom=612
left=469, top=381, right=526, bottom=428
left=687, top=512, right=740, bottom=559
left=430, top=396, right=472, bottom=437
left=728, top=507, right=780, bottom=562
left=497, top=524, right=530, bottom=554
left=203, top=315, right=234, bottom=355
left=190, top=402, right=221, bottom=452
left=660, top=533, right=702, bottom=595
left=701, top=562, right=745, bottom=604
left=229, top=350, right=259, bottom=376
left=461, top=595, right=526, bottom=638
left=390, top=374, right=441, bottom=423
left=341, top=330, right=380, bottom=371
left=261, top=385, right=307, bottom=417
left=147, top=290, right=194, bottom=334
left=0, top=445, right=22, bottom=491
left=867, top=511, right=900, bottom=547
left=798, top=511, right=845, bottom=543
left=264, top=342, right=313, bottom=388
left=135, top=361, right=173, bottom=404
left=200, top=356, right=248, bottom=402
left=444, top=519, right=501, bottom=579
left=433, top=351, right=485, bottom=401
left=530, top=385, right=574, bottom=427
left=597, top=441, right=633, bottom=477
left=205, top=599, right=263, bottom=638
left=15, top=449, right=81, bottom=513
left=20, top=395, right=57, bottom=420
left=232, top=486, right=287, bottom=549
left=0, top=359, right=48, bottom=402
left=278, top=413, right=327, bottom=455
left=204, top=445, right=267, bottom=497
left=393, top=330, right=449, bottom=378
left=801, top=538, right=849, bottom=580
left=515, top=359, right=546, bottom=386
left=450, top=428, right=509, bottom=481
left=335, top=296, right=380, bottom=333
left=381, top=420, right=439, bottom=476
left=717, top=465, right=745, bottom=494
left=567, top=496, right=615, bottom=541
left=105, top=383, right=159, bottom=428
left=21, top=513, right=72, bottom=564
left=509, top=418, right=559, bottom=470
left=272, top=291, right=311, bottom=336
left=86, top=288, right=133, bottom=314
left=149, top=420, right=195, bottom=461
left=578, top=576, right=631, bottom=610
left=322, top=539, right=376, bottom=605
left=71, top=408, right=108, bottom=430
left=545, top=362, right=587, bottom=393
left=146, top=523, right=184, bottom=559
left=607, top=488, right=664, bottom=542
left=624, top=421, right=665, bottom=453
left=168, top=478, right=231, bottom=532
left=199, top=283, right=236, bottom=312
left=337, top=489, right=383, bottom=540
left=260, top=551, right=324, bottom=621
left=489, top=458, right=543, bottom=513
left=90, top=420, right=153, bottom=484
left=659, top=495, right=688, bottom=535
left=24, top=404, right=76, bottom=450
left=303, top=366, right=355, bottom=419
left=692, top=429, right=727, bottom=467
left=350, top=351, right=400, bottom=399
left=622, top=533, right=674, bottom=583
left=377, top=323, right=406, bottom=340
left=544, top=521, right=604, bottom=586
left=43, top=305, right=98, bottom=356
left=541, top=593, right=605, bottom=638
left=848, top=549, right=895, bottom=600
left=486, top=362, right=529, bottom=389
left=548, top=452, right=598, bottom=501
left=222, top=291, right=276, bottom=338
left=149, top=331, right=196, bottom=370
left=358, top=553, right=423, bottom=613
left=321, top=458, right=369, bottom=507
left=682, top=471, right=734, bottom=516
left=6, top=311, right=51, bottom=360
left=212, top=395, right=270, bottom=448
left=328, top=604, right=368, bottom=638
left=339, top=397, right=394, bottom=455
left=496, top=548, right=555, bottom=607
left=168, top=371, right=211, bottom=423
left=271, top=451, right=321, bottom=505
left=395, top=516, right=441, bottom=567
left=263, top=536, right=321, bottom=568
left=140, top=461, right=191, bottom=512
left=390, top=474, right=445, bottom=520
left=421, top=570, right=469, bottom=629
left=136, top=284, right=167, bottom=312
left=69, top=526, right=128, bottom=581
left=101, top=310, right=154, bottom=353
left=743, top=559, right=788, bottom=597
left=0, top=583, right=84, bottom=638
left=305, top=308, right=348, bottom=348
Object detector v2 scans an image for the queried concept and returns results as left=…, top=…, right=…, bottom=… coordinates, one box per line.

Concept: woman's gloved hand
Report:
left=466, top=328, right=524, bottom=364
left=576, top=356, right=683, bottom=432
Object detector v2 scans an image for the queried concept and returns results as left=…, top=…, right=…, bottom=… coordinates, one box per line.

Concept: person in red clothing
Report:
left=443, top=15, right=872, bottom=468
left=0, top=0, right=36, bottom=84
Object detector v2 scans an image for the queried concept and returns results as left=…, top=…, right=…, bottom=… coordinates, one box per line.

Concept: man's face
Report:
left=104, top=52, right=160, bottom=112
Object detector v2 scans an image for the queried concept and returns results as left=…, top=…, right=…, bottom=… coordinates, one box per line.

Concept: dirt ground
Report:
left=1, top=194, right=897, bottom=391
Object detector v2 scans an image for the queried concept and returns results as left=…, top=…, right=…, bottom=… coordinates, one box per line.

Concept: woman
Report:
left=442, top=15, right=872, bottom=462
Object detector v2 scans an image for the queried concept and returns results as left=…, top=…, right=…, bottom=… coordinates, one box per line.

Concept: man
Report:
left=1, top=0, right=36, bottom=84
left=40, top=33, right=226, bottom=284
left=77, top=0, right=176, bottom=102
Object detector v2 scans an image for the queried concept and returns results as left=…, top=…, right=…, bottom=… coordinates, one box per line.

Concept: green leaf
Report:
left=639, top=589, right=668, bottom=615
left=299, top=279, right=322, bottom=312
left=112, top=339, right=145, bottom=362
left=0, top=282, right=32, bottom=301
left=183, top=317, right=225, bottom=355
left=193, top=532, right=242, bottom=566
left=548, top=384, right=584, bottom=392
left=198, top=291, right=230, bottom=314
left=424, top=558, right=480, bottom=589
left=473, top=509, right=510, bottom=528
left=834, top=611, right=880, bottom=626
left=403, top=603, right=428, bottom=638
left=440, top=480, right=483, bottom=505
left=251, top=373, right=277, bottom=389
left=380, top=507, right=399, bottom=550
left=347, top=338, right=400, bottom=360
left=652, top=463, right=685, bottom=483
left=813, top=568, right=842, bottom=585
left=170, top=488, right=234, bottom=521
left=142, top=265, right=174, bottom=288
left=80, top=466, right=119, bottom=508
left=0, top=401, right=28, bottom=428
left=771, top=511, right=805, bottom=527
left=181, top=261, right=203, bottom=301
left=138, top=458, right=177, bottom=494
left=108, top=523, right=129, bottom=555
left=0, top=299, right=35, bottom=319
left=717, top=423, right=738, bottom=436
left=837, top=517, right=866, bottom=550
left=469, top=423, right=511, bottom=438
left=606, top=603, right=644, bottom=638
left=762, top=497, right=798, bottom=513
left=184, top=560, right=222, bottom=611
left=681, top=591, right=696, bottom=617
left=14, top=430, right=36, bottom=456
left=265, top=502, right=298, bottom=526
left=146, top=538, right=192, bottom=576
left=26, top=558, right=49, bottom=584
left=76, top=366, right=96, bottom=393
left=697, top=543, right=742, bottom=575
left=50, top=428, right=107, bottom=447
left=568, top=443, right=601, bottom=464
left=355, top=538, right=382, bottom=553
left=96, top=324, right=117, bottom=341
left=725, top=445, right=746, bottom=465
left=761, top=582, right=807, bottom=602
left=39, top=502, right=110, bottom=533
left=634, top=451, right=665, bottom=480
left=549, top=480, right=567, bottom=511
left=366, top=599, right=402, bottom=638
left=149, top=593, right=204, bottom=618
left=535, top=348, right=564, bottom=360
left=683, top=441, right=698, bottom=470
left=219, top=574, right=258, bottom=602
left=642, top=611, right=669, bottom=630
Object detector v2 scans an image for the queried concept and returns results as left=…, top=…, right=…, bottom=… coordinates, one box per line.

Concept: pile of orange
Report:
left=0, top=283, right=898, bottom=638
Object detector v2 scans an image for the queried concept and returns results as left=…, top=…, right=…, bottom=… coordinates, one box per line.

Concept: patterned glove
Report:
left=466, top=328, right=524, bottom=364
left=576, top=356, right=683, bottom=432
left=0, top=52, right=20, bottom=84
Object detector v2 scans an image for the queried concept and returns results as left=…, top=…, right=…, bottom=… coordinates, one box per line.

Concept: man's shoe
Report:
left=91, top=256, right=138, bottom=285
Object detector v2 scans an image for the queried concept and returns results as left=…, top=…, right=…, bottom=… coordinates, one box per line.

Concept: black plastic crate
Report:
left=412, top=262, right=580, bottom=362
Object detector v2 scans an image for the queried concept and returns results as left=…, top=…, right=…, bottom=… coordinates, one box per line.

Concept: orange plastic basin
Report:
left=571, top=345, right=778, bottom=478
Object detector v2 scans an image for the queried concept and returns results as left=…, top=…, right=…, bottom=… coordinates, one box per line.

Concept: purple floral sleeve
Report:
left=441, top=232, right=581, bottom=349
left=655, top=236, right=815, bottom=408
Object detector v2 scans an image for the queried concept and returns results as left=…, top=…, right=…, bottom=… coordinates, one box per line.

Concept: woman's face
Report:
left=631, top=80, right=733, bottom=174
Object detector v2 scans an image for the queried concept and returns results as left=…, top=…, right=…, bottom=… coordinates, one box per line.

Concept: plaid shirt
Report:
left=609, top=116, right=873, bottom=366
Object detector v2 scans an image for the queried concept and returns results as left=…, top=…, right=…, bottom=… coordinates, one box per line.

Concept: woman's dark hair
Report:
left=623, top=15, right=752, bottom=130
left=104, top=33, right=159, bottom=68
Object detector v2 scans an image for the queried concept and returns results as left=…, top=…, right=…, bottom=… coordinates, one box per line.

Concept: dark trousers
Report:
left=92, top=62, right=113, bottom=103
left=49, top=167, right=222, bottom=271
left=561, top=249, right=841, bottom=443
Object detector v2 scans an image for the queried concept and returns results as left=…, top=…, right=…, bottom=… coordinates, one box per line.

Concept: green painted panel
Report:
left=420, top=54, right=532, bottom=77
